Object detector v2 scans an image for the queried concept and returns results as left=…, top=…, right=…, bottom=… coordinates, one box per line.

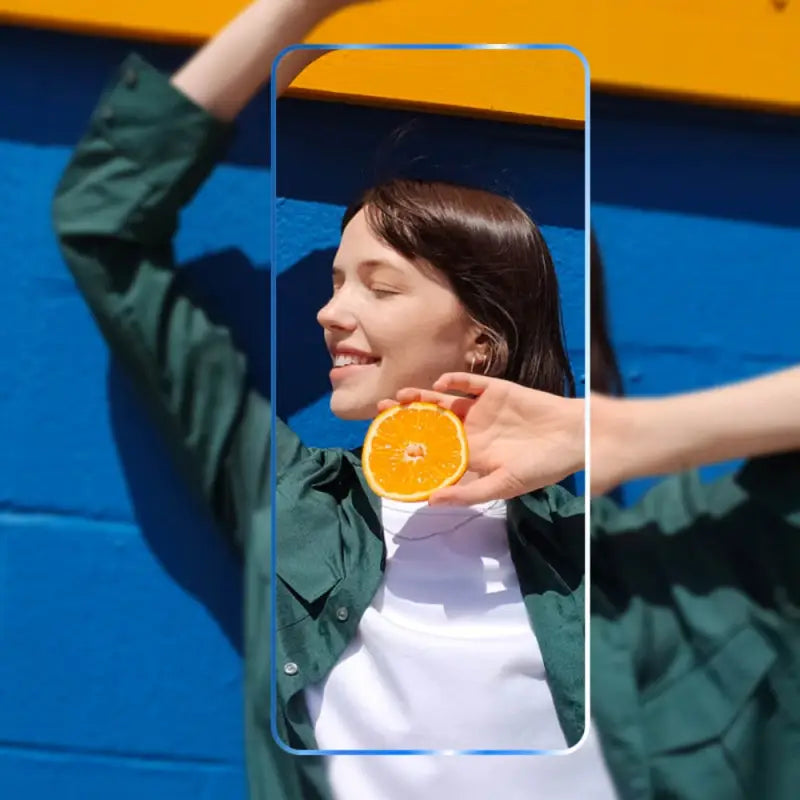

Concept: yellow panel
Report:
left=4, top=0, right=800, bottom=121
left=285, top=48, right=585, bottom=126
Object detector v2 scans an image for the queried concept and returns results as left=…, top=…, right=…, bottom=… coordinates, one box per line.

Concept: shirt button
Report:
left=283, top=661, right=299, bottom=676
left=335, top=607, right=349, bottom=622
left=123, top=68, right=138, bottom=89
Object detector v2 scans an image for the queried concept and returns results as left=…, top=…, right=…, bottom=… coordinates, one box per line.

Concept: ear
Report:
left=473, top=327, right=492, bottom=362
left=465, top=324, right=491, bottom=366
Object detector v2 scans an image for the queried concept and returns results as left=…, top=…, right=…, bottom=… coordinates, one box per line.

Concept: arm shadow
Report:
left=594, top=491, right=798, bottom=629
left=106, top=246, right=335, bottom=653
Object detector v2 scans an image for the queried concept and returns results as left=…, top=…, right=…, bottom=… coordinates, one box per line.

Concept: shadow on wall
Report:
left=105, top=248, right=272, bottom=656
left=274, top=248, right=339, bottom=419
left=109, top=362, right=246, bottom=653
left=591, top=92, right=800, bottom=230
left=113, top=246, right=338, bottom=419
left=276, top=97, right=586, bottom=229
left=104, top=246, right=339, bottom=652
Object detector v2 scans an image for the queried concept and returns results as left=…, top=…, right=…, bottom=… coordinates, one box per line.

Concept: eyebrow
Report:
left=332, top=259, right=408, bottom=277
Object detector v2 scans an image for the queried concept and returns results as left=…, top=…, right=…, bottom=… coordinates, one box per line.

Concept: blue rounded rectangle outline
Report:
left=269, top=42, right=591, bottom=758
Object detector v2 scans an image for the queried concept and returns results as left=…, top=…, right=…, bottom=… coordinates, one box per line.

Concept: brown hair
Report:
left=589, top=231, right=624, bottom=396
left=341, top=178, right=576, bottom=397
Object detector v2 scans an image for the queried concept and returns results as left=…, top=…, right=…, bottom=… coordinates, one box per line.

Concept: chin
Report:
left=329, top=395, right=376, bottom=421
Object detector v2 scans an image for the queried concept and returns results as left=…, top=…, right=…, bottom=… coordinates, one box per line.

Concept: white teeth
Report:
left=333, top=354, right=377, bottom=367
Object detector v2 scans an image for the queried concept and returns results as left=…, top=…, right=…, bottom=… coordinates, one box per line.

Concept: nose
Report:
left=317, top=291, right=357, bottom=332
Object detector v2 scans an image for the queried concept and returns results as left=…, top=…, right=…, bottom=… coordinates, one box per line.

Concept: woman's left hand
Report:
left=378, top=372, right=585, bottom=505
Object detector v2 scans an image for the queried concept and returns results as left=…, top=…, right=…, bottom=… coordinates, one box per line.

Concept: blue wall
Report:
left=1, top=23, right=798, bottom=800
left=592, top=93, right=800, bottom=502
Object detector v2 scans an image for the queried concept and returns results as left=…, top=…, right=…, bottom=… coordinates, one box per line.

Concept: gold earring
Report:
left=470, top=353, right=487, bottom=374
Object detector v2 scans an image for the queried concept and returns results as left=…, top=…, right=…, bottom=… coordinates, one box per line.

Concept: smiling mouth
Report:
left=332, top=354, right=380, bottom=368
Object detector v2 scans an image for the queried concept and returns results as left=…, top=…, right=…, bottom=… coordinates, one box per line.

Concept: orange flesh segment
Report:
left=362, top=403, right=468, bottom=501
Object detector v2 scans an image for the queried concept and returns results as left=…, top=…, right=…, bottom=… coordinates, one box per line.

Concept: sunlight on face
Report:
left=316, top=209, right=479, bottom=420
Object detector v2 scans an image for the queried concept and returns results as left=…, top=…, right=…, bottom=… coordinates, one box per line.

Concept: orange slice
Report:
left=362, top=402, right=469, bottom=502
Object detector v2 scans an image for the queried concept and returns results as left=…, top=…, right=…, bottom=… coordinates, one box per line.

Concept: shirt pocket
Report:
left=254, top=521, right=342, bottom=630
left=642, top=624, right=776, bottom=752
left=272, top=486, right=345, bottom=629
left=641, top=624, right=778, bottom=799
left=274, top=571, right=341, bottom=630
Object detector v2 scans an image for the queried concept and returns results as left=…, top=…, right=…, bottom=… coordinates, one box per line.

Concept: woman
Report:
left=53, top=0, right=608, bottom=798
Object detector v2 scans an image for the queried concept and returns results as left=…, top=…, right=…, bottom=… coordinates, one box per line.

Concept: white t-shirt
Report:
left=304, top=497, right=616, bottom=799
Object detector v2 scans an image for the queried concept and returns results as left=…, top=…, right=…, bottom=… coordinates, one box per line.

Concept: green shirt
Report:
left=53, top=55, right=800, bottom=800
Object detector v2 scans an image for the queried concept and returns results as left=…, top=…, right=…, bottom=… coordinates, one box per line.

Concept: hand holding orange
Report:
left=375, top=373, right=585, bottom=505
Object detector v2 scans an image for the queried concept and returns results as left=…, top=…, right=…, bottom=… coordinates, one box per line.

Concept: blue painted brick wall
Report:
left=592, top=93, right=800, bottom=501
left=1, top=24, right=799, bottom=800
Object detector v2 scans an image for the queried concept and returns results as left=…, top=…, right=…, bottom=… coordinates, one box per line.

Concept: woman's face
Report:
left=317, top=208, right=480, bottom=420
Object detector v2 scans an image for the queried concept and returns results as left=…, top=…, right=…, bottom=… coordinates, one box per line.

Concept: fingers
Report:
left=428, top=470, right=520, bottom=506
left=377, top=391, right=470, bottom=418
left=379, top=384, right=482, bottom=418
left=432, top=372, right=493, bottom=396
left=376, top=399, right=399, bottom=412
left=392, top=387, right=476, bottom=418
left=395, top=387, right=453, bottom=406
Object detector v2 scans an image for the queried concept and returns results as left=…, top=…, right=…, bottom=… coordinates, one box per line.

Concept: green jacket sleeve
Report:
left=52, top=54, right=305, bottom=554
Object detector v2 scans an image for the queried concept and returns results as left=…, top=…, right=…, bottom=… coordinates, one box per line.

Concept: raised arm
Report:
left=170, top=0, right=361, bottom=119
left=383, top=364, right=800, bottom=503
left=591, top=365, right=800, bottom=495
left=51, top=0, right=362, bottom=552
